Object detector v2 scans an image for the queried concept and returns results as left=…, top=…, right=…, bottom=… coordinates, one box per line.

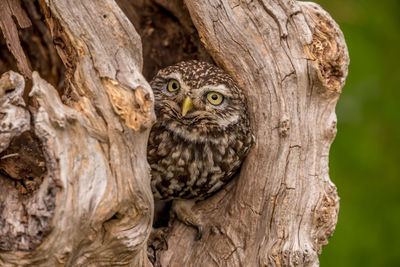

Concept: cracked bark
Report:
left=152, top=0, right=348, bottom=266
left=0, top=0, right=32, bottom=78
left=0, top=0, right=348, bottom=266
left=0, top=0, right=155, bottom=266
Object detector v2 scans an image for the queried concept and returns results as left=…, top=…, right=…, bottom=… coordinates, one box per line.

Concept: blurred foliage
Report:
left=312, top=0, right=400, bottom=266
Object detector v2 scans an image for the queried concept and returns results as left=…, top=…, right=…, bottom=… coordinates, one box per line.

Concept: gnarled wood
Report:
left=0, top=0, right=155, bottom=266
left=0, top=0, right=32, bottom=78
left=0, top=0, right=348, bottom=266
left=156, top=1, right=348, bottom=266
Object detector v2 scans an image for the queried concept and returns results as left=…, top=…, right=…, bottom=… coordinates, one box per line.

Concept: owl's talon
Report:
left=162, top=232, right=169, bottom=249
left=187, top=220, right=203, bottom=240
left=171, top=199, right=204, bottom=240
left=147, top=251, right=155, bottom=263
left=148, top=227, right=168, bottom=250
left=196, top=224, right=203, bottom=240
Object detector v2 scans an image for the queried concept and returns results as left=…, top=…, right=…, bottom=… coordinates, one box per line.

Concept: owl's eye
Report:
left=167, top=79, right=180, bottom=92
left=206, top=92, right=224, bottom=105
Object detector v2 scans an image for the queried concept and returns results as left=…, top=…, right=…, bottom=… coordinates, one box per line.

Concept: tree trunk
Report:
left=154, top=0, right=349, bottom=265
left=0, top=0, right=155, bottom=266
left=0, top=0, right=348, bottom=266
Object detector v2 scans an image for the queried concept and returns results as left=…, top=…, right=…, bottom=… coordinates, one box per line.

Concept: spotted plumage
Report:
left=147, top=60, right=252, bottom=201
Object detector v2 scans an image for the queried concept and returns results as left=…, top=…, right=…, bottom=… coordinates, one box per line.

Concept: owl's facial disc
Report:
left=152, top=72, right=241, bottom=138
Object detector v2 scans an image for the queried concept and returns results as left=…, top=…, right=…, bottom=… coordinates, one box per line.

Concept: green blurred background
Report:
left=313, top=0, right=400, bottom=266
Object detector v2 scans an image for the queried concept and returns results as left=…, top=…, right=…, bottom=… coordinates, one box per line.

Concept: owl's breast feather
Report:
left=148, top=122, right=250, bottom=200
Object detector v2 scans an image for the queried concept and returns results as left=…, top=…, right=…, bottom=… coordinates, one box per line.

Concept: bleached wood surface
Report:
left=0, top=0, right=155, bottom=266
left=157, top=1, right=348, bottom=266
left=0, top=0, right=348, bottom=266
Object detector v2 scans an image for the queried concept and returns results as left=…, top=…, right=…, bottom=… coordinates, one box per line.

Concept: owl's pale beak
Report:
left=181, top=97, right=193, bottom=117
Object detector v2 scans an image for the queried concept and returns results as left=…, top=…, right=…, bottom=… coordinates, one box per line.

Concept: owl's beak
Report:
left=181, top=97, right=193, bottom=117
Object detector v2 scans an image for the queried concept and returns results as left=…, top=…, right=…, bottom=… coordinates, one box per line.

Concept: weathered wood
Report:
left=156, top=0, right=348, bottom=266
left=0, top=0, right=64, bottom=91
left=0, top=71, right=30, bottom=152
left=0, top=71, right=54, bottom=256
left=0, top=0, right=348, bottom=266
left=115, top=0, right=213, bottom=80
left=0, top=0, right=32, bottom=78
left=0, top=0, right=155, bottom=266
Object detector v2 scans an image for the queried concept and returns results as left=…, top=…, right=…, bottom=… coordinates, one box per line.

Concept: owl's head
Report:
left=150, top=61, right=249, bottom=142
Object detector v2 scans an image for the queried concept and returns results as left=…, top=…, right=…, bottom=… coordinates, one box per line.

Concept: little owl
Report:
left=147, top=60, right=252, bottom=239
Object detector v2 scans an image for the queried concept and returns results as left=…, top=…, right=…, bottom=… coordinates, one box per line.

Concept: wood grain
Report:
left=0, top=0, right=155, bottom=266
left=0, top=0, right=32, bottom=78
left=0, top=0, right=348, bottom=266
left=157, top=0, right=348, bottom=266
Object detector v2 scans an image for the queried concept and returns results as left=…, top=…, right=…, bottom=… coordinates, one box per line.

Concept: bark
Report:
left=0, top=0, right=155, bottom=266
left=0, top=0, right=65, bottom=95
left=0, top=0, right=32, bottom=78
left=153, top=0, right=348, bottom=266
left=0, top=0, right=348, bottom=266
left=115, top=0, right=212, bottom=80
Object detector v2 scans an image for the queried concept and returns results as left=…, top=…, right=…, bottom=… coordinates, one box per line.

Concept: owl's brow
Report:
left=196, top=84, right=233, bottom=97
left=159, top=72, right=192, bottom=88
left=161, top=72, right=181, bottom=81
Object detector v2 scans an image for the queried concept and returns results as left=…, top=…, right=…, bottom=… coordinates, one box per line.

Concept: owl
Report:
left=147, top=60, right=252, bottom=238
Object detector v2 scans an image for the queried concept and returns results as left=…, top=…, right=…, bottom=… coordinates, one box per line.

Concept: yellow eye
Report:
left=206, top=92, right=224, bottom=105
left=167, top=79, right=180, bottom=92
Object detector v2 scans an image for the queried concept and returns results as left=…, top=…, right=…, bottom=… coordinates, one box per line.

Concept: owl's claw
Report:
left=171, top=199, right=203, bottom=241
left=187, top=219, right=203, bottom=240
left=148, top=227, right=168, bottom=250
left=161, top=232, right=168, bottom=249
left=147, top=251, right=155, bottom=264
